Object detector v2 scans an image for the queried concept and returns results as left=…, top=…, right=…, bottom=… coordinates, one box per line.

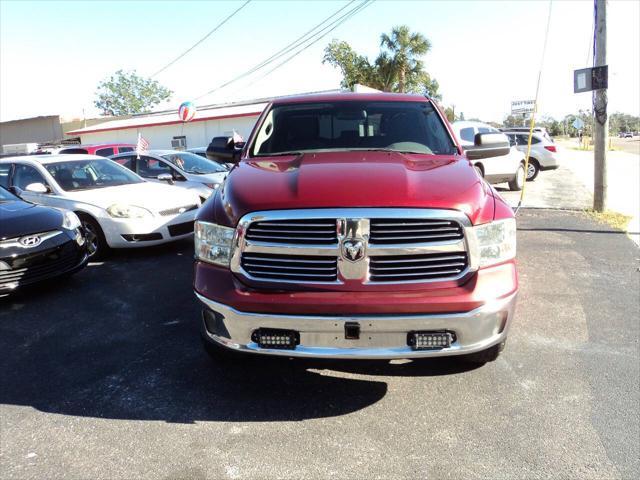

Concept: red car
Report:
left=57, top=143, right=135, bottom=157
left=194, top=92, right=518, bottom=364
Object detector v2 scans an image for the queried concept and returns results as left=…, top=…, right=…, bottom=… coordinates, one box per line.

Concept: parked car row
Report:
left=0, top=136, right=243, bottom=296
left=0, top=155, right=202, bottom=261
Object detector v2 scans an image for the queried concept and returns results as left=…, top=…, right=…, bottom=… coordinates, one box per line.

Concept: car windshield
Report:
left=251, top=100, right=457, bottom=156
left=45, top=159, right=144, bottom=191
left=0, top=186, right=19, bottom=202
left=160, top=152, right=227, bottom=174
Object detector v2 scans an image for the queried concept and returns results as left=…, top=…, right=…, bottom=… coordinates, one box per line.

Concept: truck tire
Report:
left=462, top=340, right=505, bottom=365
left=508, top=164, right=525, bottom=191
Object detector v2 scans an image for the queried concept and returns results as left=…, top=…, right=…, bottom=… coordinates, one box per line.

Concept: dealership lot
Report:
left=1, top=199, right=639, bottom=478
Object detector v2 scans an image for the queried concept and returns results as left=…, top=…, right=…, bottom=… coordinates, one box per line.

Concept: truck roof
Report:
left=272, top=91, right=428, bottom=105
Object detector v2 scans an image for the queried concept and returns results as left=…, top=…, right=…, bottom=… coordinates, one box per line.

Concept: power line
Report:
left=229, top=0, right=358, bottom=83
left=151, top=0, right=252, bottom=78
left=194, top=0, right=368, bottom=101
left=246, top=0, right=374, bottom=89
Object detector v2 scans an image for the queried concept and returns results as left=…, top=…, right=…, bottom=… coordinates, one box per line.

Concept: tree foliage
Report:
left=323, top=25, right=440, bottom=99
left=94, top=70, right=173, bottom=116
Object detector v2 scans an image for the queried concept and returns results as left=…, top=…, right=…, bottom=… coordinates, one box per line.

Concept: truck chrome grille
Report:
left=369, top=219, right=463, bottom=244
left=241, top=253, right=338, bottom=282
left=233, top=209, right=473, bottom=287
left=369, top=253, right=468, bottom=282
left=246, top=219, right=337, bottom=245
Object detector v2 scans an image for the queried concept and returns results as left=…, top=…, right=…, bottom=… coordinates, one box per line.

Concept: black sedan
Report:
left=0, top=186, right=88, bottom=296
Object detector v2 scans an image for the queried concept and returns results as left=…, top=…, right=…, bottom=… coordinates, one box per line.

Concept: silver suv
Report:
left=502, top=131, right=559, bottom=181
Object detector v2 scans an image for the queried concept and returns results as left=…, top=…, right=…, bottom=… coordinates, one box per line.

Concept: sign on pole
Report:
left=511, top=100, right=535, bottom=115
left=573, top=66, right=608, bottom=93
left=572, top=118, right=584, bottom=130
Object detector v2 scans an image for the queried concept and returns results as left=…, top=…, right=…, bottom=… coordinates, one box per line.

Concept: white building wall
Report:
left=78, top=115, right=261, bottom=149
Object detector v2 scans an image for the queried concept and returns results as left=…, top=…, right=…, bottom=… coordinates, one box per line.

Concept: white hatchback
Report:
left=0, top=155, right=200, bottom=258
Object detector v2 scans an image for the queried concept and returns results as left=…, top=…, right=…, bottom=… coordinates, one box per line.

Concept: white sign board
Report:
left=511, top=100, right=535, bottom=115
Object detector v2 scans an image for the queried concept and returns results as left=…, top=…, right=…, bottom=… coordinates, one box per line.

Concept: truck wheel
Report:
left=508, top=164, right=525, bottom=191
left=77, top=213, right=109, bottom=260
left=463, top=340, right=505, bottom=365
left=525, top=159, right=540, bottom=181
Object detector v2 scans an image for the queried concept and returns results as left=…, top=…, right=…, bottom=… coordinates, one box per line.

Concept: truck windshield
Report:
left=251, top=101, right=456, bottom=157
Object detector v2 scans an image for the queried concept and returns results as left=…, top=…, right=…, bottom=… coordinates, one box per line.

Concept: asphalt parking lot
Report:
left=1, top=205, right=638, bottom=479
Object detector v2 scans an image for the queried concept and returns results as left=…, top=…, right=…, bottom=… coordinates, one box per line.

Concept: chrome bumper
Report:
left=196, top=292, right=517, bottom=359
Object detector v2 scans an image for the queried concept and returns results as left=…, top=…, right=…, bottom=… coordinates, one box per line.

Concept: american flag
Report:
left=136, top=132, right=149, bottom=159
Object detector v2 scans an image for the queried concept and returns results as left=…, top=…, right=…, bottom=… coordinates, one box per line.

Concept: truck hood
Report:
left=63, top=182, right=200, bottom=213
left=207, top=151, right=495, bottom=226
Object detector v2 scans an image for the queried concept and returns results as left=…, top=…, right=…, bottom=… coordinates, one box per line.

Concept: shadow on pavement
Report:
left=0, top=239, right=471, bottom=424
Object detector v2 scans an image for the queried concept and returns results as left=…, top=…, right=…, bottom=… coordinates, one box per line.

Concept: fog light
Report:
left=408, top=331, right=454, bottom=350
left=251, top=328, right=299, bottom=350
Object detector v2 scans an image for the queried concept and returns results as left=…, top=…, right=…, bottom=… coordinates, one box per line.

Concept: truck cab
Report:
left=194, top=92, right=518, bottom=364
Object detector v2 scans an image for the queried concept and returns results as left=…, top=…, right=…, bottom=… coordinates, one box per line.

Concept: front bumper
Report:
left=197, top=291, right=517, bottom=359
left=99, top=209, right=198, bottom=248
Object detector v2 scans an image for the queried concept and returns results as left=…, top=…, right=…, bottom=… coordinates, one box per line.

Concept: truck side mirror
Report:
left=463, top=133, right=511, bottom=160
left=206, top=136, right=243, bottom=164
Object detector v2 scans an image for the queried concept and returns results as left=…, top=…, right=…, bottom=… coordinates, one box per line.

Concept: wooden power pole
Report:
left=593, top=0, right=608, bottom=212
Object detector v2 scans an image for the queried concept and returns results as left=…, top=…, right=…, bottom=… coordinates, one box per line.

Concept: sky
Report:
left=1, top=0, right=639, bottom=123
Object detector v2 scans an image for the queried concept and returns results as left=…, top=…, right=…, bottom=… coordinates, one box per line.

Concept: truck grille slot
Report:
left=241, top=253, right=338, bottom=282
left=369, top=219, right=463, bottom=244
left=246, top=219, right=337, bottom=245
left=369, top=253, right=468, bottom=282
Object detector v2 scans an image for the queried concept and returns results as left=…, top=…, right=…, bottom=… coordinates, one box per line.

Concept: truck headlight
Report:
left=195, top=221, right=235, bottom=267
left=61, top=210, right=81, bottom=230
left=106, top=204, right=152, bottom=219
left=470, top=218, right=516, bottom=267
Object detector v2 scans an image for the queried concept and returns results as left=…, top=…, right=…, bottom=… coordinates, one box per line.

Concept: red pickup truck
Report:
left=194, top=92, right=518, bottom=364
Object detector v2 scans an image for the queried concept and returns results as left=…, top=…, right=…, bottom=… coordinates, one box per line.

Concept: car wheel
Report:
left=463, top=340, right=506, bottom=365
left=525, top=159, right=540, bottom=181
left=508, top=164, right=526, bottom=191
left=78, top=214, right=108, bottom=260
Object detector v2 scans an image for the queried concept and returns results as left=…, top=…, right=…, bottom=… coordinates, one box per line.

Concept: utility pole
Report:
left=593, top=0, right=608, bottom=212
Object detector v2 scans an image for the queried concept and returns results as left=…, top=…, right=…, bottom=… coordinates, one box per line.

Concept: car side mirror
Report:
left=157, top=173, right=174, bottom=185
left=25, top=182, right=50, bottom=194
left=463, top=133, right=511, bottom=160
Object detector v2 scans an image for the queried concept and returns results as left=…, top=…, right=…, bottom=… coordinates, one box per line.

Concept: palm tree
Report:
left=379, top=26, right=431, bottom=93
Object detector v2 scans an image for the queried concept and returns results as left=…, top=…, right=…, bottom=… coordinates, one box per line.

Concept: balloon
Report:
left=178, top=101, right=196, bottom=122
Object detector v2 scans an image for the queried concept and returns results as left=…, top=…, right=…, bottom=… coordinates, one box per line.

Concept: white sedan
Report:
left=0, top=155, right=201, bottom=258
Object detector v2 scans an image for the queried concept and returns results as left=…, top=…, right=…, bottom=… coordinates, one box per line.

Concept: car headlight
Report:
left=195, top=221, right=235, bottom=267
left=469, top=218, right=516, bottom=267
left=106, top=204, right=153, bottom=219
left=61, top=210, right=81, bottom=230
